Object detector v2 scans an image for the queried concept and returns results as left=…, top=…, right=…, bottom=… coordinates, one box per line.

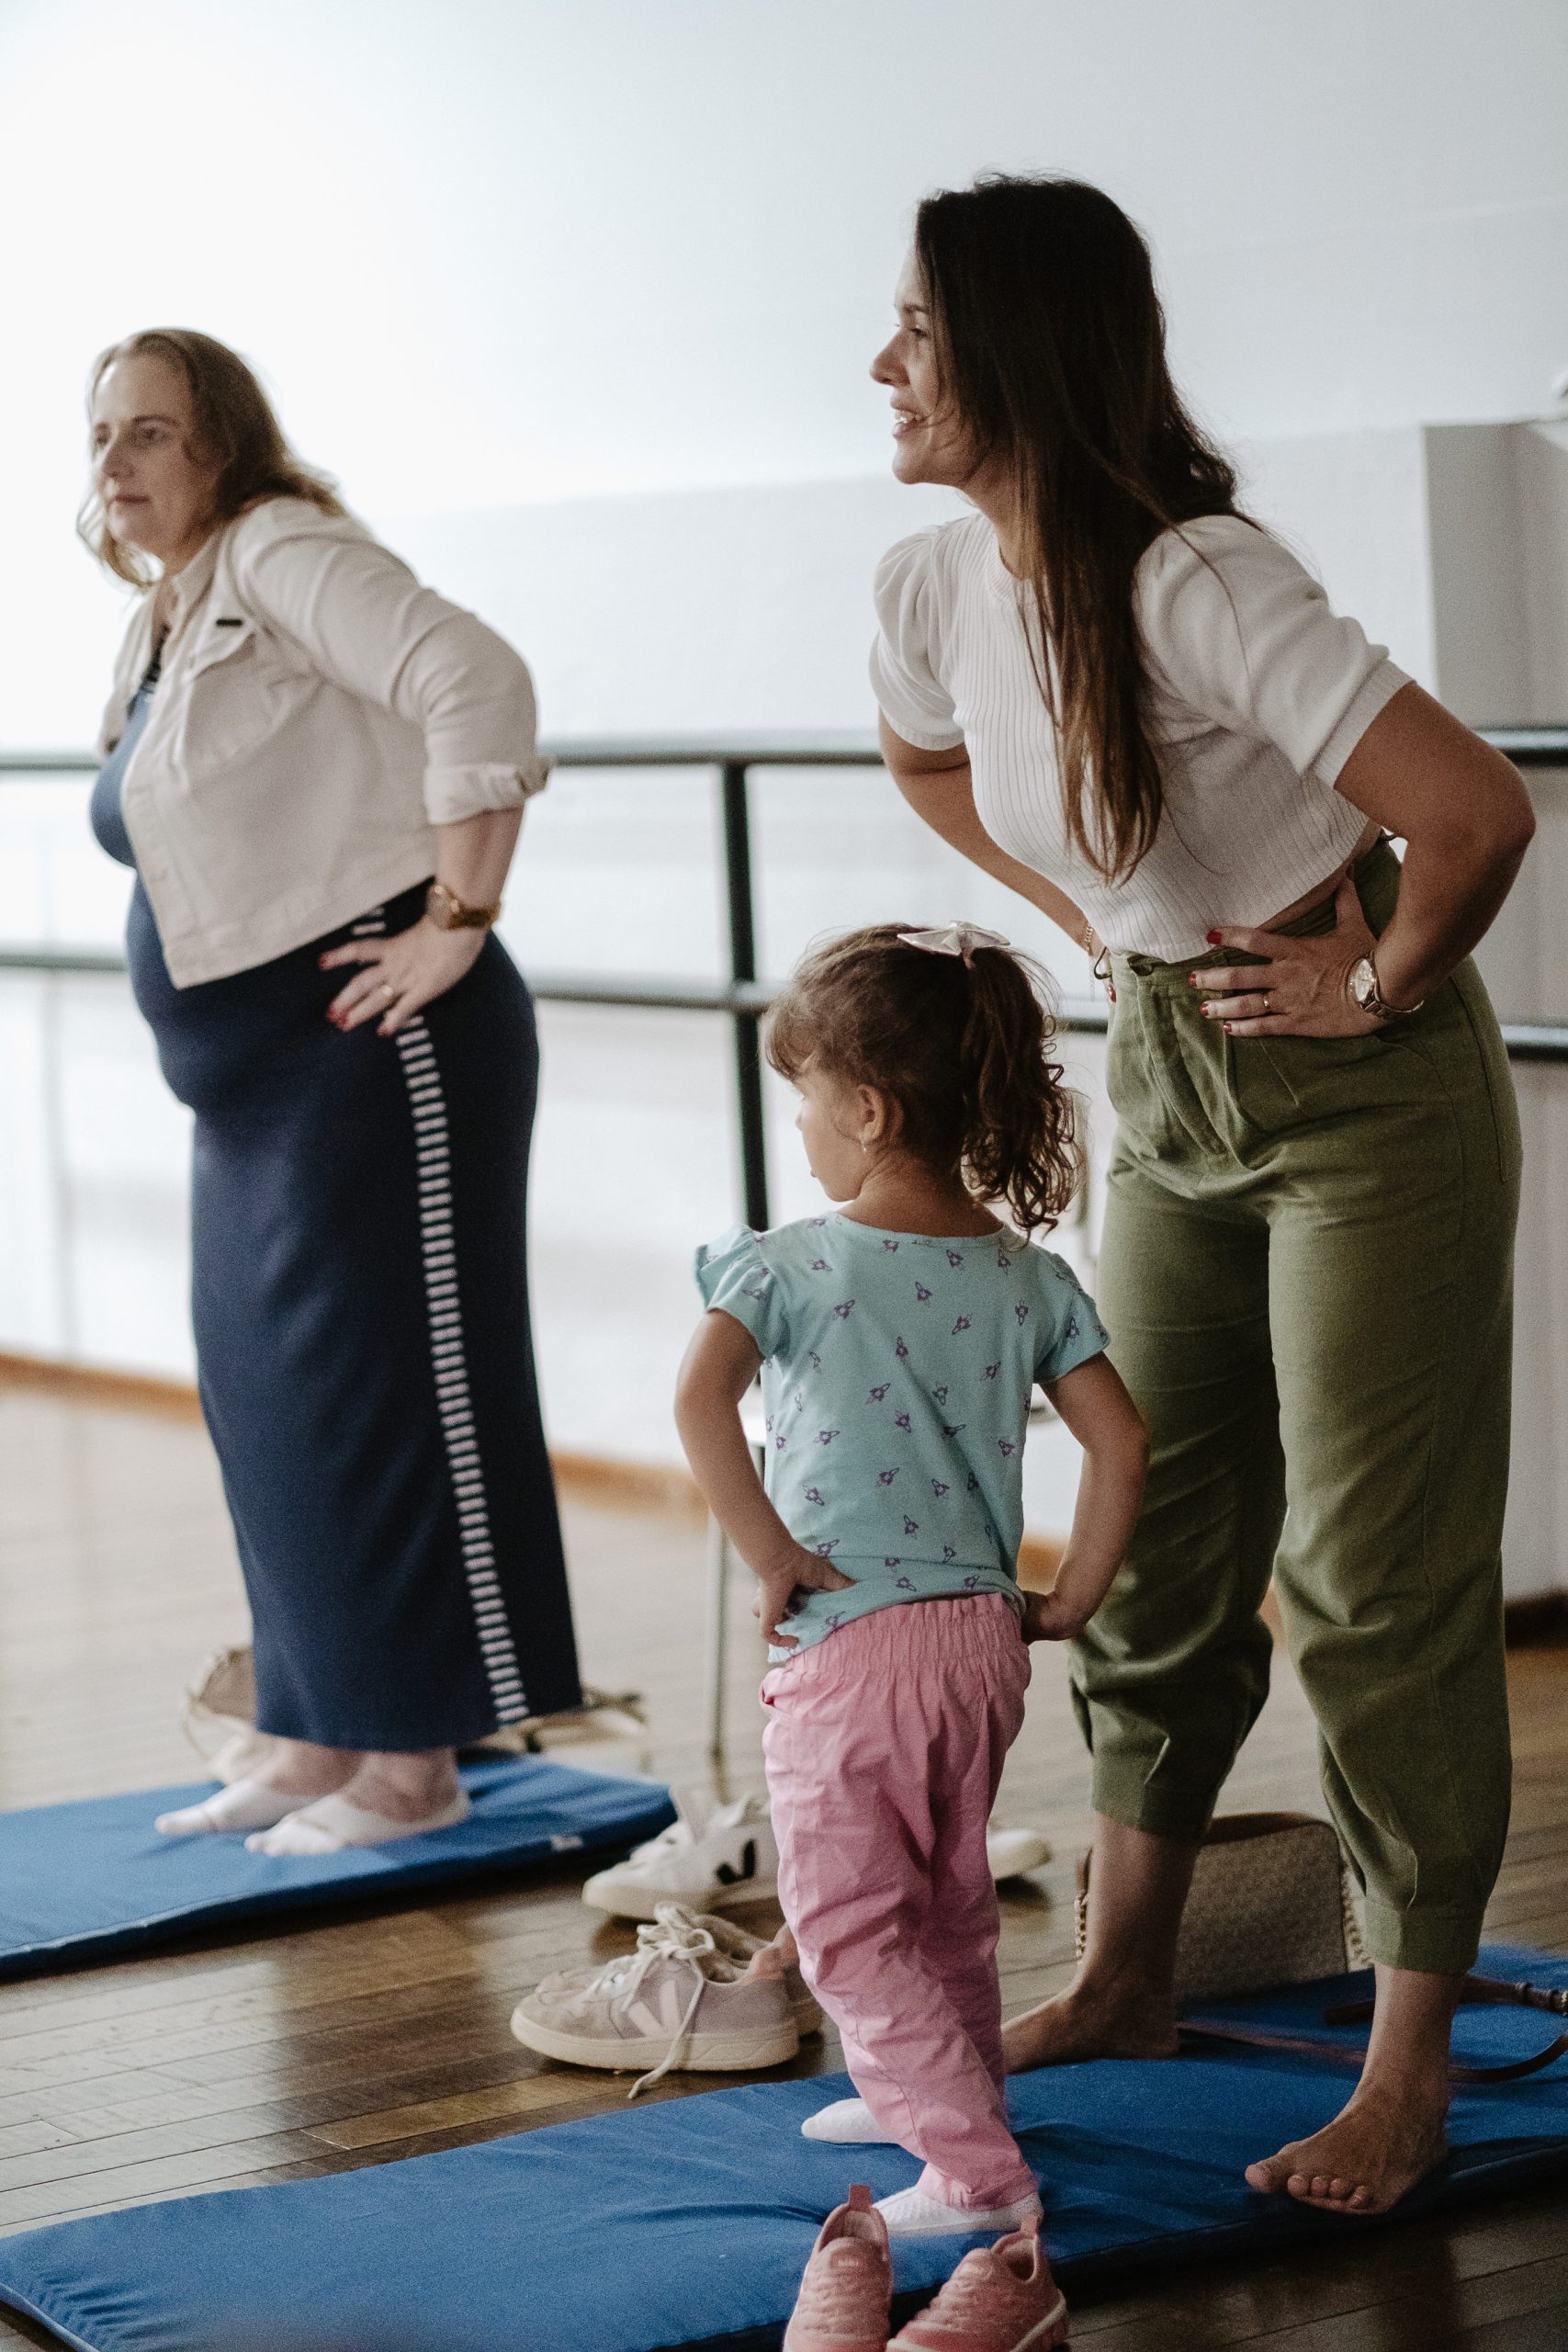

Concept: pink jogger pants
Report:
left=761, top=1593, right=1034, bottom=2211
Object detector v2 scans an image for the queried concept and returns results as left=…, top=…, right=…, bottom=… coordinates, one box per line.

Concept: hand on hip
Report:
left=321, top=918, right=486, bottom=1036
left=1189, top=874, right=1385, bottom=1039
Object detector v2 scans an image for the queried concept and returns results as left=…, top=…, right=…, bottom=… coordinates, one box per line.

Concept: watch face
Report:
left=1350, top=957, right=1375, bottom=1010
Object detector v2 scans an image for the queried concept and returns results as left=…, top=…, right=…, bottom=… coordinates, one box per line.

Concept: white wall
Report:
left=6, top=0, right=1568, bottom=745
left=3, top=0, right=1567, bottom=1578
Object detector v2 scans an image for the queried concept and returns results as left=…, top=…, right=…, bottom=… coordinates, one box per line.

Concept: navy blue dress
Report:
left=94, top=670, right=581, bottom=1748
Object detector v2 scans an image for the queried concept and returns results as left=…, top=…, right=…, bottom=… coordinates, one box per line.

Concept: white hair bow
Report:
left=895, top=922, right=1011, bottom=967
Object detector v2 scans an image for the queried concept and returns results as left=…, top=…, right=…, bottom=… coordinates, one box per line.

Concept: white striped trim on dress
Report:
left=355, top=910, right=529, bottom=1724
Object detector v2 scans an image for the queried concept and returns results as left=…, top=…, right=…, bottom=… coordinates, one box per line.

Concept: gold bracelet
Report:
left=425, top=879, right=502, bottom=932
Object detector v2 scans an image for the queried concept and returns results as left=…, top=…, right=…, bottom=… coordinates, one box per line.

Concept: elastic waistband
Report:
left=1112, top=836, right=1398, bottom=991
left=770, top=1592, right=1022, bottom=1686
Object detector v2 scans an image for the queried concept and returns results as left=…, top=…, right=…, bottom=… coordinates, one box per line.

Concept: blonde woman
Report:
left=85, top=330, right=581, bottom=1851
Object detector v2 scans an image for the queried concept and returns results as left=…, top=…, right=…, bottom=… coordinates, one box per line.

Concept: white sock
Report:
left=801, top=2098, right=896, bottom=2144
left=874, top=2187, right=1043, bottom=2238
left=244, top=1789, right=470, bottom=1856
left=155, top=1780, right=309, bottom=1838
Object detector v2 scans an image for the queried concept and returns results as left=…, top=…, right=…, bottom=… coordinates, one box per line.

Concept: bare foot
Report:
left=1002, top=1979, right=1181, bottom=2073
left=339, top=1749, right=461, bottom=1823
left=1244, top=2079, right=1449, bottom=2214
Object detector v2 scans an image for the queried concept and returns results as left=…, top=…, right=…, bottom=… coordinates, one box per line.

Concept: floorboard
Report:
left=2, top=1379, right=1566, bottom=2348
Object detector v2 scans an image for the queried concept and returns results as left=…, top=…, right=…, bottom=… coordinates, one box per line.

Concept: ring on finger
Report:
left=378, top=980, right=395, bottom=1002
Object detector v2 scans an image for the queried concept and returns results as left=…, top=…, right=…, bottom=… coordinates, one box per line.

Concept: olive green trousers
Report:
left=1073, top=840, right=1520, bottom=1973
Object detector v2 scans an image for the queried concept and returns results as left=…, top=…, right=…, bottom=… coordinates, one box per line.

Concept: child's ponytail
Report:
left=955, top=948, right=1081, bottom=1232
left=766, top=924, right=1083, bottom=1233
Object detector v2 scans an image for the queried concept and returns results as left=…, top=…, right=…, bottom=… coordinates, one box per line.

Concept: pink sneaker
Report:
left=888, top=2220, right=1069, bottom=2349
left=784, top=2184, right=893, bottom=2352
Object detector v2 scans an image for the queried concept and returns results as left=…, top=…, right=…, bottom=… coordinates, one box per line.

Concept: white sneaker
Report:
left=510, top=1904, right=798, bottom=2094
left=581, top=1787, right=778, bottom=1921
left=875, top=2187, right=1043, bottom=2238
left=987, top=1826, right=1052, bottom=1883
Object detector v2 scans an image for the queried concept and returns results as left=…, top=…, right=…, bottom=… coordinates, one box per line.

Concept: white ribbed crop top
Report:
left=869, top=510, right=1412, bottom=964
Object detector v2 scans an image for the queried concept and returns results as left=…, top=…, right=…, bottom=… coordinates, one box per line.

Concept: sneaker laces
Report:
left=580, top=1905, right=723, bottom=2099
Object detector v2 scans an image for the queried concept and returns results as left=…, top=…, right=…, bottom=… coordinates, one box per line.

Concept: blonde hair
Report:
left=80, top=328, right=345, bottom=586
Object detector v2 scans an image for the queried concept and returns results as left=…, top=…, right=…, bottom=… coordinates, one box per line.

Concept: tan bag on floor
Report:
left=179, top=1645, right=650, bottom=1780
left=1076, top=1810, right=1364, bottom=2007
left=1076, top=1808, right=1568, bottom=2086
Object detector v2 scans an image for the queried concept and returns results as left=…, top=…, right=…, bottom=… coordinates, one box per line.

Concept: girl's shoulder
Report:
left=695, top=1218, right=830, bottom=1292
left=1013, top=1236, right=1103, bottom=1314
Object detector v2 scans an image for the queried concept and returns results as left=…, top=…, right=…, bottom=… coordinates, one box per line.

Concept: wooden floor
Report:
left=1, top=1379, right=1566, bottom=2348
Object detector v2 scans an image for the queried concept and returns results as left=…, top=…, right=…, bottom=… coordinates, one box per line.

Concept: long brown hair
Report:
left=915, top=175, right=1243, bottom=880
left=766, top=925, right=1081, bottom=1234
left=80, top=329, right=345, bottom=586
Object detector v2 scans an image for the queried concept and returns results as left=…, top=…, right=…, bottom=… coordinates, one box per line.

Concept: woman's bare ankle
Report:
left=343, top=1749, right=461, bottom=1821
left=252, top=1739, right=359, bottom=1800
left=1002, top=1973, right=1180, bottom=2071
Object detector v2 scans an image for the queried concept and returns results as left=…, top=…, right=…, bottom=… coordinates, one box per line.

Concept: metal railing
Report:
left=3, top=726, right=1567, bottom=1228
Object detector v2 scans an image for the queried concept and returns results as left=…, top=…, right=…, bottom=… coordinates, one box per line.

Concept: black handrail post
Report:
left=720, top=759, right=770, bottom=1230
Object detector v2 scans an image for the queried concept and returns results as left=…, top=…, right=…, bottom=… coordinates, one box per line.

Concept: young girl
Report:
left=674, top=922, right=1147, bottom=2270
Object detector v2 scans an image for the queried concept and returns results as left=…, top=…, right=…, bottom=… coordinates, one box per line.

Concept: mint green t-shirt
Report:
left=694, top=1215, right=1109, bottom=1652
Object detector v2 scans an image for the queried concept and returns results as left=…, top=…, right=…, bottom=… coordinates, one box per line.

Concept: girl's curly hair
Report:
left=766, top=925, right=1082, bottom=1233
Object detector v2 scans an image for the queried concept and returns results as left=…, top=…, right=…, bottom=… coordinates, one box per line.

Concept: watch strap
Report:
left=1353, top=955, right=1423, bottom=1021
left=425, top=879, right=502, bottom=932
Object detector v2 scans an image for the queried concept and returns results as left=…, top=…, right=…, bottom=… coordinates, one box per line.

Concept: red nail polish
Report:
left=1206, top=930, right=1223, bottom=945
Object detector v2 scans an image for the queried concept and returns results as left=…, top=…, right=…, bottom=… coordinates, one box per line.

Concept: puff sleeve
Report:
left=694, top=1227, right=791, bottom=1361
left=1135, top=515, right=1412, bottom=786
left=1031, top=1251, right=1111, bottom=1386
left=868, top=529, right=966, bottom=751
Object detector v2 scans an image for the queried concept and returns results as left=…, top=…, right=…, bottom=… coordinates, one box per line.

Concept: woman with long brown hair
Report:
left=84, top=330, right=581, bottom=1849
left=858, top=175, right=1533, bottom=2216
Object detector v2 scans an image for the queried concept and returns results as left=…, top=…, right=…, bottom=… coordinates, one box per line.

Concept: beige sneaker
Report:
left=534, top=1905, right=824, bottom=2039
left=511, top=1904, right=799, bottom=2094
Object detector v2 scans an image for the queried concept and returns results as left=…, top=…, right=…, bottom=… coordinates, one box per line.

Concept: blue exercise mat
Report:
left=1, top=1943, right=1564, bottom=2352
left=0, top=1756, right=673, bottom=1978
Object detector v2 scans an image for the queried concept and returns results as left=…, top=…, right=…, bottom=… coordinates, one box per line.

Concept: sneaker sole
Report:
left=784, top=2325, right=890, bottom=2352
left=581, top=1875, right=780, bottom=1921
left=509, top=2009, right=798, bottom=2073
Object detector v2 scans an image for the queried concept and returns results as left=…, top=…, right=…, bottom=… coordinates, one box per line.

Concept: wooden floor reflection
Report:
left=1, top=1379, right=1565, bottom=2347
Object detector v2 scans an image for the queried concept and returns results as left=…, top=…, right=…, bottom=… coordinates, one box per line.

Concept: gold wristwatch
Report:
left=425, top=880, right=502, bottom=933
left=1348, top=955, right=1422, bottom=1022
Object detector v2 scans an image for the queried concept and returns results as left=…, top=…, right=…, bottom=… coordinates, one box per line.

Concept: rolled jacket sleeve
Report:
left=230, top=503, right=550, bottom=825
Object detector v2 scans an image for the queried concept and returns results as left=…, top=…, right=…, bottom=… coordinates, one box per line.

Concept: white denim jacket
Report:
left=97, top=498, right=550, bottom=987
